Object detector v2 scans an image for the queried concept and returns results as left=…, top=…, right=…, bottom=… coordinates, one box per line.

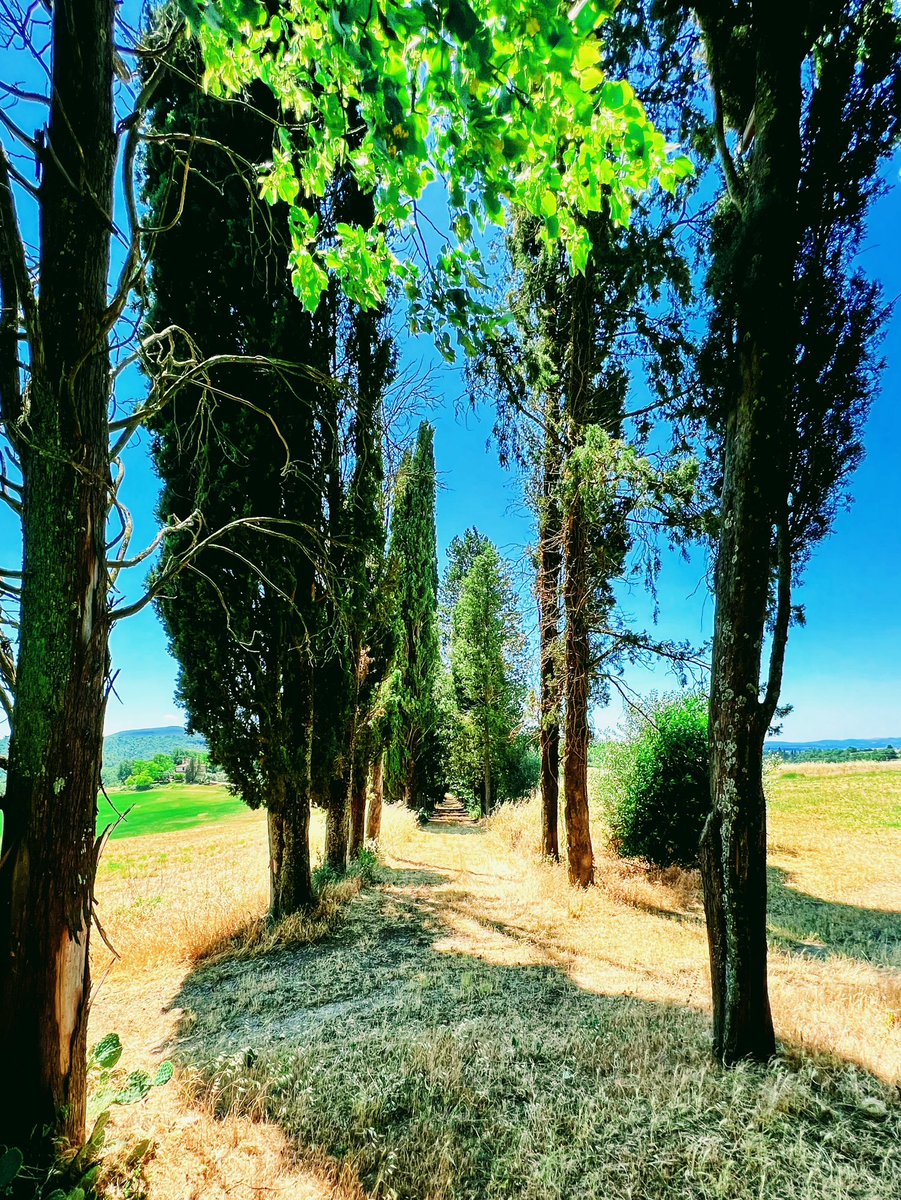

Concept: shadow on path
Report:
left=170, top=861, right=901, bottom=1200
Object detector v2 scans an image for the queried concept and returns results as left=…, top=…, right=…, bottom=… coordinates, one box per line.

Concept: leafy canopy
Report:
left=182, top=0, right=692, bottom=352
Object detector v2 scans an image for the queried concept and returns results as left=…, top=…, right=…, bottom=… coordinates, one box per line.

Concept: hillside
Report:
left=102, top=725, right=208, bottom=785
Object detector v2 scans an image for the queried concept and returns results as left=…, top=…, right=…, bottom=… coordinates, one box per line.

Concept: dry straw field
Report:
left=89, top=762, right=901, bottom=1199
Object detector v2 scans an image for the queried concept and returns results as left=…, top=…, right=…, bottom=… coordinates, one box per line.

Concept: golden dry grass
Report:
left=89, top=764, right=901, bottom=1200
left=90, top=808, right=342, bottom=1200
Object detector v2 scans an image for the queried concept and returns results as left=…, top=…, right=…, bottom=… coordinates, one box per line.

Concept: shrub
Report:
left=605, top=694, right=710, bottom=868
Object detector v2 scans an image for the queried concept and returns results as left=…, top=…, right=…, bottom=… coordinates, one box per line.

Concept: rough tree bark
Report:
left=0, top=0, right=116, bottom=1152
left=537, top=398, right=563, bottom=860
left=561, top=491, right=594, bottom=887
left=482, top=734, right=493, bottom=817
left=699, top=3, right=801, bottom=1063
left=349, top=736, right=368, bottom=857
left=267, top=792, right=313, bottom=918
left=324, top=774, right=352, bottom=873
left=561, top=267, right=594, bottom=887
left=366, top=756, right=384, bottom=841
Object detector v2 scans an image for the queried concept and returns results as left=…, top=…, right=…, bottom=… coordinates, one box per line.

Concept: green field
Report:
left=98, top=783, right=247, bottom=840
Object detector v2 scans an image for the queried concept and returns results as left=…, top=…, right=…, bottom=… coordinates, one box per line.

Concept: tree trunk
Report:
left=538, top=406, right=563, bottom=860
left=483, top=735, right=492, bottom=817
left=349, top=744, right=367, bottom=857
left=267, top=791, right=313, bottom=918
left=559, top=247, right=596, bottom=889
left=562, top=494, right=594, bottom=887
left=324, top=774, right=351, bottom=873
left=700, top=6, right=801, bottom=1064
left=0, top=0, right=116, bottom=1154
left=366, top=756, right=384, bottom=841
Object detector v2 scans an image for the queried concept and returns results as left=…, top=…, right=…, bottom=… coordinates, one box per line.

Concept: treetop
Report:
left=181, top=0, right=693, bottom=355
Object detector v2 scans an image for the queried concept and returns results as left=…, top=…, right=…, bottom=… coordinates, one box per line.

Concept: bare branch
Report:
left=109, top=515, right=310, bottom=623
left=760, top=521, right=792, bottom=730
left=0, top=142, right=38, bottom=441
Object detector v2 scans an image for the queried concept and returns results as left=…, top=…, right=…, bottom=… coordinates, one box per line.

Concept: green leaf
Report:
left=601, top=80, right=628, bottom=111
left=0, top=1147, right=23, bottom=1189
left=113, top=1069, right=152, bottom=1106
left=153, top=1061, right=174, bottom=1088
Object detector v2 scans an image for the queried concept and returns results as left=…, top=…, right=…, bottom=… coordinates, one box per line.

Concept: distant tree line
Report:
left=769, top=747, right=899, bottom=765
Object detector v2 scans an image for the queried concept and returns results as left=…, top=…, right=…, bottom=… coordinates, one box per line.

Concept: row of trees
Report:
left=477, top=0, right=899, bottom=1066
left=0, top=0, right=897, bottom=1167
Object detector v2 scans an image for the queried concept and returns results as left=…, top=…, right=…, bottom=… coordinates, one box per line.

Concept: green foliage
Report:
left=383, top=423, right=443, bottom=807
left=445, top=540, right=536, bottom=811
left=184, top=0, right=691, bottom=353
left=439, top=527, right=492, bottom=649
left=770, top=746, right=899, bottom=764
left=698, top=1, right=901, bottom=588
left=98, top=727, right=206, bottom=788
left=0, top=1149, right=23, bottom=1193
left=131, top=773, right=155, bottom=792
left=144, top=35, right=328, bottom=823
left=0, top=1037, right=170, bottom=1199
left=604, top=695, right=710, bottom=868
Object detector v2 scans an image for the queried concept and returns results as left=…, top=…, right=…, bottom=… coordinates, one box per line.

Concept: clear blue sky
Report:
left=0, top=17, right=898, bottom=742
left=104, top=154, right=900, bottom=741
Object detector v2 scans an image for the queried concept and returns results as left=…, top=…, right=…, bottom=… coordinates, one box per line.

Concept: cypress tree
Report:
left=143, top=44, right=329, bottom=915
left=670, top=0, right=901, bottom=1063
left=448, top=542, right=531, bottom=815
left=383, top=422, right=442, bottom=809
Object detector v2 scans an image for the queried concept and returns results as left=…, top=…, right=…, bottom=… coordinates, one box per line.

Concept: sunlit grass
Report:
left=90, top=762, right=901, bottom=1200
left=98, top=782, right=247, bottom=840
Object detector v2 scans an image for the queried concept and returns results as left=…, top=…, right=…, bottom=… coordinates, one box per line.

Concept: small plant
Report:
left=350, top=844, right=380, bottom=884
left=0, top=1035, right=171, bottom=1199
left=604, top=694, right=710, bottom=868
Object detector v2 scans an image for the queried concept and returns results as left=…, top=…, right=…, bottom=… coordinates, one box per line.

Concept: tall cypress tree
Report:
left=143, top=43, right=329, bottom=916
left=669, top=0, right=901, bottom=1063
left=383, top=422, right=443, bottom=808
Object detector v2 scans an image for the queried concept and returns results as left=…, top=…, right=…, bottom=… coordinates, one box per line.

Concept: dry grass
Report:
left=89, top=765, right=901, bottom=1200
left=89, top=806, right=376, bottom=1200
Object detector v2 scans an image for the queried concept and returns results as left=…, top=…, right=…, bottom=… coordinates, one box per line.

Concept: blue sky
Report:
left=0, top=16, right=898, bottom=742
left=104, top=154, right=900, bottom=742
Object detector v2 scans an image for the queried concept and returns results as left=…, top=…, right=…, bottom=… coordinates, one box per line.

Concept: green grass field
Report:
left=98, top=782, right=247, bottom=840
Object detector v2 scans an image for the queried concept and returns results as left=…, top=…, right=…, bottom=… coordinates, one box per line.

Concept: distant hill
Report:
left=0, top=724, right=208, bottom=788
left=101, top=725, right=207, bottom=783
left=765, top=737, right=901, bottom=752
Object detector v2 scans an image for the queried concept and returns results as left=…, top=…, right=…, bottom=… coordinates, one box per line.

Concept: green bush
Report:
left=605, top=695, right=710, bottom=868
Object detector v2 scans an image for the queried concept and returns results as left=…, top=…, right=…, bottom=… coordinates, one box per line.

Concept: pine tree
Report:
left=383, top=423, right=442, bottom=809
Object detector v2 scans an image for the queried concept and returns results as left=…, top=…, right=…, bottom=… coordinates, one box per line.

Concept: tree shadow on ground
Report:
left=767, top=865, right=901, bottom=967
left=169, top=863, right=901, bottom=1200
